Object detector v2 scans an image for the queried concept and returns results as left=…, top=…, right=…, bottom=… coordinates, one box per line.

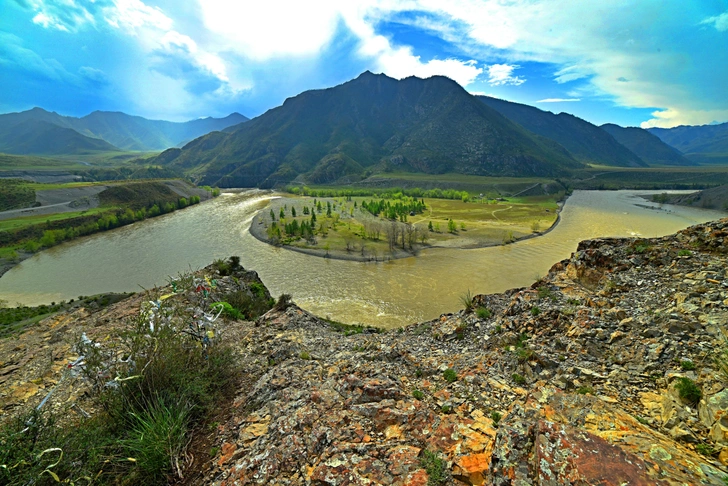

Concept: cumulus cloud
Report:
left=701, top=11, right=728, bottom=31
left=21, top=0, right=109, bottom=32
left=640, top=108, right=728, bottom=129
left=537, top=98, right=580, bottom=103
left=199, top=0, right=341, bottom=60
left=486, top=64, right=525, bottom=86
left=383, top=0, right=728, bottom=127
left=103, top=0, right=173, bottom=32
left=197, top=1, right=483, bottom=86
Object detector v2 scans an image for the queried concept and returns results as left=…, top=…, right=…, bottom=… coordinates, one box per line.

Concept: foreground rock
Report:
left=3, top=218, right=728, bottom=484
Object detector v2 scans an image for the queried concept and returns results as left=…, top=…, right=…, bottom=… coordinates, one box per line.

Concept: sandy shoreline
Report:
left=248, top=195, right=567, bottom=263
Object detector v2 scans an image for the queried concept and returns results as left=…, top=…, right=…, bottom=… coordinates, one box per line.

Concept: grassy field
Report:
left=0, top=207, right=110, bottom=232
left=571, top=166, right=728, bottom=189
left=336, top=172, right=564, bottom=197
left=0, top=151, right=160, bottom=169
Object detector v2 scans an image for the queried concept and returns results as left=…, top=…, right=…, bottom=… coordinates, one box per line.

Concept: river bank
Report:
left=249, top=194, right=566, bottom=262
left=2, top=190, right=725, bottom=327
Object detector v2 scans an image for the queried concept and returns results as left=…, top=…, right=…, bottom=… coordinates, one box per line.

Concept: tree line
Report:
left=3, top=196, right=202, bottom=253
left=286, top=185, right=471, bottom=201
left=360, top=197, right=426, bottom=221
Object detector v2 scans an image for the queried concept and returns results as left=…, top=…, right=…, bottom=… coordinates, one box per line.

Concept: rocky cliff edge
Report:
left=2, top=218, right=728, bottom=485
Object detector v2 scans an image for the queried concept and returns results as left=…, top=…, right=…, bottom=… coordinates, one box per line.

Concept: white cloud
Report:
left=32, top=12, right=69, bottom=31
left=104, top=0, right=173, bottom=32
left=199, top=0, right=342, bottom=60
left=486, top=64, right=525, bottom=86
left=383, top=1, right=728, bottom=127
left=197, top=1, right=482, bottom=86
left=701, top=11, right=728, bottom=31
left=537, top=98, right=580, bottom=103
left=640, top=108, right=728, bottom=129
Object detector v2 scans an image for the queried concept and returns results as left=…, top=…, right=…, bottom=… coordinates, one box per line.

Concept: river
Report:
left=0, top=190, right=724, bottom=328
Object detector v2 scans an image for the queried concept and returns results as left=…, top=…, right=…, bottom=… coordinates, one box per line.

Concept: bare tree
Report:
left=386, top=221, right=398, bottom=251
left=405, top=223, right=416, bottom=250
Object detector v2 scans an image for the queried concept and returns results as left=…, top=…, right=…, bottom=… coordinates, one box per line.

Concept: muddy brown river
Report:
left=0, top=190, right=724, bottom=327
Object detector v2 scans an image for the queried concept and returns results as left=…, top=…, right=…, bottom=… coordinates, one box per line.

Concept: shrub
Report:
left=530, top=306, right=540, bottom=316
left=223, top=290, right=272, bottom=320
left=512, top=373, right=526, bottom=385
left=678, top=249, right=692, bottom=257
left=274, top=293, right=293, bottom=311
left=1, top=296, right=242, bottom=485
left=476, top=307, right=491, bottom=319
left=412, top=390, right=424, bottom=400
left=420, top=450, right=447, bottom=485
left=490, top=411, right=502, bottom=425
left=459, top=289, right=474, bottom=312
left=443, top=368, right=458, bottom=383
left=680, top=360, right=696, bottom=371
left=675, top=377, right=702, bottom=403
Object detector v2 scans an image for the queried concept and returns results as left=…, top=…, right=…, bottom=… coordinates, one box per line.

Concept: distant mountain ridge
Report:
left=648, top=123, right=728, bottom=164
left=600, top=123, right=694, bottom=166
left=0, top=108, right=248, bottom=155
left=0, top=119, right=120, bottom=155
left=477, top=96, right=647, bottom=168
left=151, top=71, right=584, bottom=187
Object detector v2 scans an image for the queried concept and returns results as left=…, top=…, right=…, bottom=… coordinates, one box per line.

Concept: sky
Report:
left=1, top=0, right=727, bottom=129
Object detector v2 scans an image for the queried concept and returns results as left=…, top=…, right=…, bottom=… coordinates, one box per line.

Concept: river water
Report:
left=0, top=190, right=724, bottom=328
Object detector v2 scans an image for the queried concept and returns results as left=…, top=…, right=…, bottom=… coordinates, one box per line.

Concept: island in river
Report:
left=249, top=193, right=563, bottom=262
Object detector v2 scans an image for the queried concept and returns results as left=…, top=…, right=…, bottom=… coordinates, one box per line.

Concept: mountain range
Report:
left=3, top=71, right=728, bottom=185
left=0, top=108, right=248, bottom=155
left=600, top=123, right=693, bottom=166
left=477, top=96, right=648, bottom=168
left=153, top=72, right=584, bottom=187
left=648, top=123, right=728, bottom=164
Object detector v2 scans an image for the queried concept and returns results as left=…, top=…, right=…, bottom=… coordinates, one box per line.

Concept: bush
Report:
left=512, top=373, right=526, bottom=385
left=680, top=360, right=696, bottom=371
left=443, top=368, right=458, bottom=383
left=420, top=450, right=447, bottom=485
left=459, top=289, right=474, bottom=312
left=224, top=289, right=273, bottom=320
left=412, top=390, right=424, bottom=400
left=490, top=411, right=502, bottom=425
left=675, top=377, right=702, bottom=403
left=476, top=307, right=491, bottom=319
left=1, top=297, right=242, bottom=485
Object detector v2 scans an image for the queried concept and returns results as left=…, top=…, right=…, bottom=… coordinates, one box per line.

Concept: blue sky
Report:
left=1, top=0, right=727, bottom=128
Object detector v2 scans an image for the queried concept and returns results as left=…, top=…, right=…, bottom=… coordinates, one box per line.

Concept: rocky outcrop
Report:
left=2, top=218, right=728, bottom=484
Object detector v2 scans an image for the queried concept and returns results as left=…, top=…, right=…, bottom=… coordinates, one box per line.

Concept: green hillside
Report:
left=154, top=72, right=583, bottom=187
left=600, top=123, right=694, bottom=166
left=477, top=96, right=647, bottom=167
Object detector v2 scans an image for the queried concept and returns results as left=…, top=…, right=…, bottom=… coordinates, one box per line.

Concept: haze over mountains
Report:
left=0, top=108, right=248, bottom=155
